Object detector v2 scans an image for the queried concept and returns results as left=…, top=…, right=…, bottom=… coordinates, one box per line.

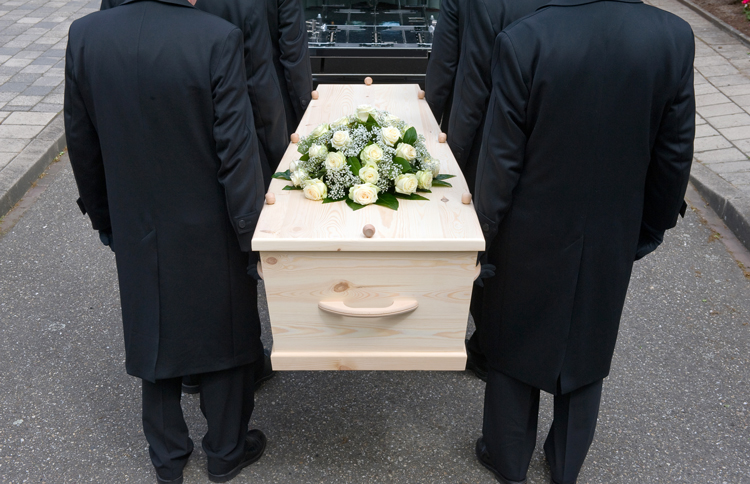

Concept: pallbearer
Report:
left=473, top=0, right=695, bottom=483
left=267, top=0, right=314, bottom=136
left=65, top=0, right=268, bottom=482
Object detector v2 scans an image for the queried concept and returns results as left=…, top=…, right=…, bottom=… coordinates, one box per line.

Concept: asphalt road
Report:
left=1, top=156, right=749, bottom=483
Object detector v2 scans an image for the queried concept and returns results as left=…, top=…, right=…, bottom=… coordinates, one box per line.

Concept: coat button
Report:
left=482, top=223, right=489, bottom=232
left=239, top=220, right=246, bottom=229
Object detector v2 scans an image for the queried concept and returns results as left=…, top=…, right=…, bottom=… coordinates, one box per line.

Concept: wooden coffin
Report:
left=252, top=84, right=484, bottom=370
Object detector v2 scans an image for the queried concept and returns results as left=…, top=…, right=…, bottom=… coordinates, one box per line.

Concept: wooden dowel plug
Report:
left=290, top=133, right=300, bottom=143
left=461, top=193, right=472, bottom=205
left=364, top=77, right=373, bottom=86
left=265, top=193, right=276, bottom=205
left=363, top=224, right=376, bottom=238
left=438, top=132, right=447, bottom=143
left=418, top=89, right=425, bottom=99
left=311, top=90, right=319, bottom=100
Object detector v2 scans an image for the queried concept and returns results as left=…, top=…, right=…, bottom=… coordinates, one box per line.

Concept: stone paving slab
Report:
left=0, top=0, right=97, bottom=215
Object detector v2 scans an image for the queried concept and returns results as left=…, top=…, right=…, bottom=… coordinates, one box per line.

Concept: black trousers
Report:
left=141, top=363, right=255, bottom=479
left=467, top=283, right=487, bottom=366
left=483, top=369, right=602, bottom=484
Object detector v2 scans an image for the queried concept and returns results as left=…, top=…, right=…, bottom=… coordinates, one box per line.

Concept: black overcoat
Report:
left=424, top=0, right=464, bottom=133
left=65, top=0, right=265, bottom=382
left=475, top=0, right=695, bottom=394
left=266, top=0, right=313, bottom=135
left=100, top=0, right=288, bottom=186
left=447, top=0, right=549, bottom=193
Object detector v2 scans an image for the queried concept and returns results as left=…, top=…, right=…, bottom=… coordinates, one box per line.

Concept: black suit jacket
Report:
left=101, top=0, right=288, bottom=185
left=447, top=0, right=549, bottom=193
left=474, top=0, right=695, bottom=394
left=267, top=0, right=313, bottom=135
left=66, top=0, right=265, bottom=382
left=424, top=0, right=463, bottom=134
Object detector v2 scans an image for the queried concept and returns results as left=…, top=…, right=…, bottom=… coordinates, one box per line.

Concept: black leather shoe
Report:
left=207, top=429, right=267, bottom=483
left=475, top=438, right=527, bottom=484
left=465, top=341, right=488, bottom=382
left=156, top=474, right=183, bottom=484
left=254, top=349, right=275, bottom=389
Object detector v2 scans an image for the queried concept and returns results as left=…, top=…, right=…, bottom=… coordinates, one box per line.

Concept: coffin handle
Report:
left=318, top=300, right=418, bottom=318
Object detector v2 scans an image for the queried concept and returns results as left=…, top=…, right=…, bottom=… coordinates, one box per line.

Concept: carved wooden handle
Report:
left=461, top=193, right=472, bottom=205
left=364, top=76, right=373, bottom=85
left=418, top=89, right=425, bottom=99
left=311, top=90, right=319, bottom=100
left=266, top=193, right=276, bottom=205
left=438, top=133, right=447, bottom=143
left=290, top=133, right=300, bottom=143
left=318, top=300, right=419, bottom=318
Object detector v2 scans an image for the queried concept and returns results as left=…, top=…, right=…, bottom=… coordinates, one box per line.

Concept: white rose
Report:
left=308, top=143, right=328, bottom=159
left=331, top=131, right=351, bottom=150
left=395, top=143, right=417, bottom=161
left=382, top=113, right=400, bottom=125
left=302, top=178, right=327, bottom=201
left=290, top=169, right=309, bottom=187
left=359, top=164, right=379, bottom=184
left=381, top=126, right=401, bottom=147
left=416, top=170, right=433, bottom=190
left=325, top=151, right=347, bottom=171
left=360, top=144, right=383, bottom=164
left=331, top=116, right=351, bottom=127
left=310, top=123, right=330, bottom=138
left=349, top=183, right=379, bottom=205
left=289, top=160, right=298, bottom=172
left=356, top=104, right=377, bottom=122
left=394, top=173, right=418, bottom=195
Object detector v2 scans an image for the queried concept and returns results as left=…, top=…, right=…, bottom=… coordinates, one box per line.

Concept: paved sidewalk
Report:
left=0, top=0, right=98, bottom=215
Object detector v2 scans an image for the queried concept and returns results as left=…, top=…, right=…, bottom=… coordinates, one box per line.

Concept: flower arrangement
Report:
left=272, top=105, right=454, bottom=211
left=744, top=0, right=750, bottom=21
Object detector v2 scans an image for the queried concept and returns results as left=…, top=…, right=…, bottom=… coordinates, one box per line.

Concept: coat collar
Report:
left=539, top=0, right=642, bottom=9
left=121, top=0, right=194, bottom=8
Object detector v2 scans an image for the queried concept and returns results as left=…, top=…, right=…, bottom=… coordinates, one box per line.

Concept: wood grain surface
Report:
left=252, top=84, right=485, bottom=253
left=262, top=251, right=474, bottom=370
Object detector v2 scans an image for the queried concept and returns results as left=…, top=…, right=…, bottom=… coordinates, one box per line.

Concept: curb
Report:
left=0, top=113, right=66, bottom=218
left=674, top=0, right=750, bottom=49
left=690, top=161, right=750, bottom=252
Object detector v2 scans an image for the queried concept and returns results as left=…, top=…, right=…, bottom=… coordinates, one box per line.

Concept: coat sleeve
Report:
left=424, top=0, right=459, bottom=123
left=642, top=36, right=695, bottom=232
left=474, top=32, right=528, bottom=250
left=277, top=0, right=313, bottom=124
left=64, top=37, right=111, bottom=234
left=447, top=0, right=494, bottom=168
left=211, top=28, right=266, bottom=252
left=242, top=15, right=288, bottom=187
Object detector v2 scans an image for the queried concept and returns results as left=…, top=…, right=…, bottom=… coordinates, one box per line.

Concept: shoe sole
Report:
left=207, top=434, right=267, bottom=483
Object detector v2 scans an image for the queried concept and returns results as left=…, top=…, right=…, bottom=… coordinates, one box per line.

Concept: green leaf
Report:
left=282, top=185, right=302, bottom=190
left=299, top=153, right=309, bottom=161
left=297, top=144, right=306, bottom=154
left=347, top=157, right=362, bottom=176
left=416, top=188, right=432, bottom=193
left=323, top=196, right=346, bottom=204
left=366, top=114, right=380, bottom=129
left=403, top=127, right=417, bottom=145
left=272, top=170, right=291, bottom=181
left=431, top=180, right=453, bottom=188
left=345, top=198, right=368, bottom=211
left=393, top=157, right=413, bottom=174
left=374, top=192, right=399, bottom=210
left=394, top=192, right=429, bottom=201
left=435, top=174, right=456, bottom=180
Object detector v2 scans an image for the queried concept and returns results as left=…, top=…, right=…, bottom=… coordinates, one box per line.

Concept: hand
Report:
left=474, top=252, right=496, bottom=287
left=247, top=252, right=261, bottom=281
left=98, top=231, right=114, bottom=252
left=634, top=222, right=664, bottom=261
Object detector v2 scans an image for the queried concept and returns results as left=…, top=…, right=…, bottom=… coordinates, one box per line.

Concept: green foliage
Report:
left=374, top=192, right=399, bottom=210
left=272, top=170, right=291, bottom=181
left=435, top=174, right=456, bottom=180
left=282, top=185, right=302, bottom=190
left=393, top=157, right=413, bottom=174
left=432, top=179, right=453, bottom=188
left=402, top=127, right=418, bottom=146
left=394, top=192, right=429, bottom=201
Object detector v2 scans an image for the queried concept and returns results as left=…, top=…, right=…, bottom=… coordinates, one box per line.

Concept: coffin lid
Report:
left=252, top=84, right=485, bottom=252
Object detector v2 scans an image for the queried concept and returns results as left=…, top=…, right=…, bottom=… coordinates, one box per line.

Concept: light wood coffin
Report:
left=252, top=84, right=485, bottom=370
